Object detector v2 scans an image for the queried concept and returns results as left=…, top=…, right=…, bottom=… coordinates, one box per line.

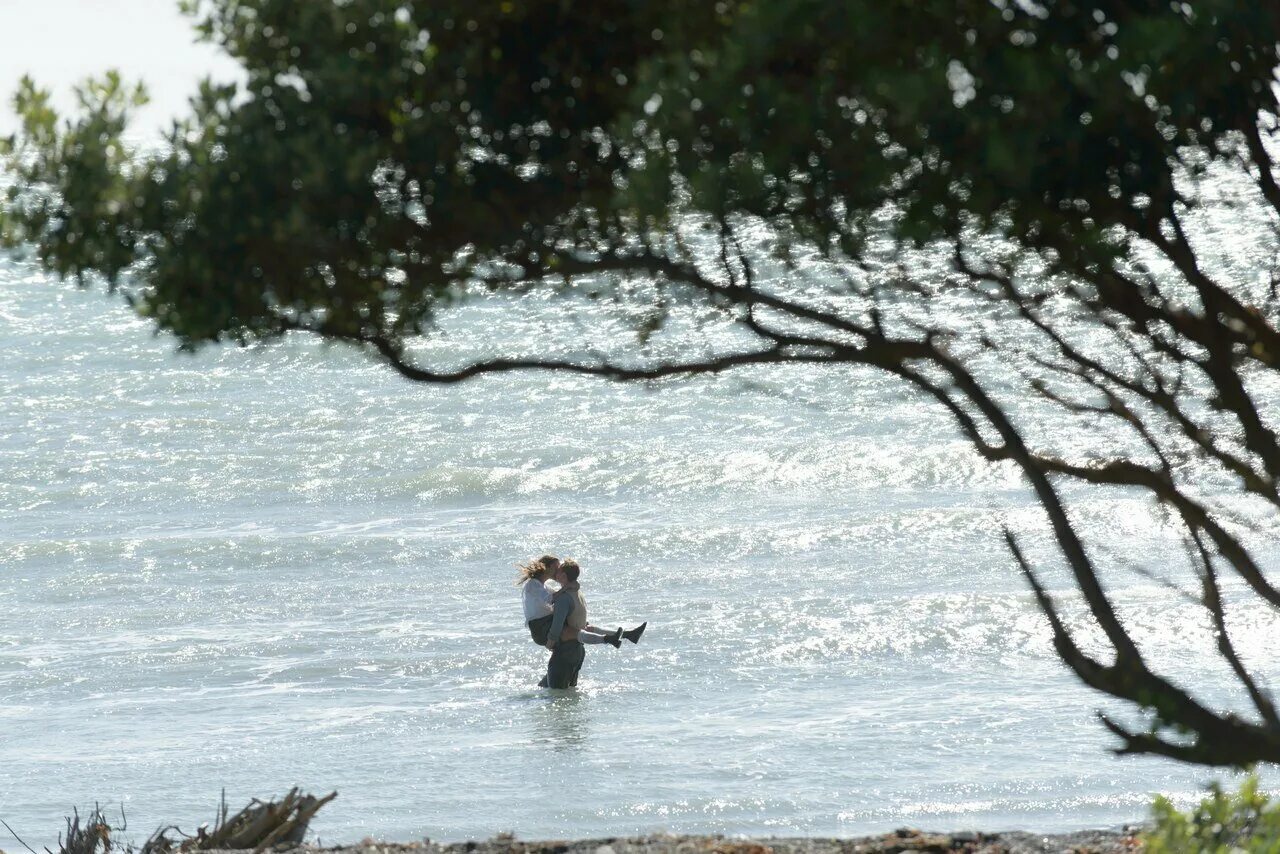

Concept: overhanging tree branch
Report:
left=6, top=0, right=1280, bottom=769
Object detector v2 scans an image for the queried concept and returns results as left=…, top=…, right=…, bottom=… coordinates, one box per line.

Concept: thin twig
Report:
left=1, top=818, right=41, bottom=854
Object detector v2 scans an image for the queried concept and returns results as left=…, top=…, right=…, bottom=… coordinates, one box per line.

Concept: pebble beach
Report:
left=290, top=831, right=1143, bottom=854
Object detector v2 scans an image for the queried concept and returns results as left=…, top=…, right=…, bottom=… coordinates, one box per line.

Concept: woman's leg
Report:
left=577, top=627, right=622, bottom=647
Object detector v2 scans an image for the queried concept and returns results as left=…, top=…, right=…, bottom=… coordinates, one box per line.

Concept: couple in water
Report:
left=517, top=555, right=646, bottom=689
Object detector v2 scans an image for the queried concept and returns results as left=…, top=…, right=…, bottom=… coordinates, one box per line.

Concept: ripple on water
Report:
left=3, top=258, right=1278, bottom=847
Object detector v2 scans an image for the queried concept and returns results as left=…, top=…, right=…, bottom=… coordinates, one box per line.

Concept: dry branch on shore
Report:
left=143, top=789, right=337, bottom=854
left=58, top=806, right=116, bottom=854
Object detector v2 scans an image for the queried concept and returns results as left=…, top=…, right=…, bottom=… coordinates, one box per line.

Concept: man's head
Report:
left=558, top=559, right=581, bottom=585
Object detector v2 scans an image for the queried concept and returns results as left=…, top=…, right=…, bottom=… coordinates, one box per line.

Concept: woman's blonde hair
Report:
left=514, top=554, right=558, bottom=586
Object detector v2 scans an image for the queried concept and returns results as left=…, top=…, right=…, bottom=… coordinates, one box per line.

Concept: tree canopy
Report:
left=5, top=0, right=1280, bottom=766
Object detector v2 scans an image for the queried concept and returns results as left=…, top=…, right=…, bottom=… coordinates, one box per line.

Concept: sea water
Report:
left=1, top=247, right=1277, bottom=849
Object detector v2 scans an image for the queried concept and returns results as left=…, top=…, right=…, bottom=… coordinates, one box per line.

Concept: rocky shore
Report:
left=284, top=829, right=1143, bottom=854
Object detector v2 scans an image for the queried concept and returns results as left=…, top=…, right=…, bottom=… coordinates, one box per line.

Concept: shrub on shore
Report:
left=1146, top=776, right=1280, bottom=853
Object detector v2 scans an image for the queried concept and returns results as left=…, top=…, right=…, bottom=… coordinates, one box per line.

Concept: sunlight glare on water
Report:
left=1, top=251, right=1278, bottom=848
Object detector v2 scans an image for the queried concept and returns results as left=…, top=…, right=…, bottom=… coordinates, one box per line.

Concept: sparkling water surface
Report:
left=1, top=250, right=1275, bottom=848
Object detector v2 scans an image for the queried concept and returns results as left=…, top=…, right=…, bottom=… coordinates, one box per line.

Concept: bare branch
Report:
left=1188, top=527, right=1280, bottom=729
left=898, top=349, right=1145, bottom=663
left=1242, top=119, right=1280, bottom=224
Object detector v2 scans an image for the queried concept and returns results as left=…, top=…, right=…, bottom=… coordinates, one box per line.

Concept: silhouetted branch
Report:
left=1188, top=527, right=1280, bottom=730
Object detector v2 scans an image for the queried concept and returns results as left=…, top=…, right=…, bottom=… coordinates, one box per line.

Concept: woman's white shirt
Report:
left=521, top=578, right=554, bottom=621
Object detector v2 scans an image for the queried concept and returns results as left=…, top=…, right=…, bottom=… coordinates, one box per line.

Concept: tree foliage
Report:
left=5, top=0, right=1280, bottom=766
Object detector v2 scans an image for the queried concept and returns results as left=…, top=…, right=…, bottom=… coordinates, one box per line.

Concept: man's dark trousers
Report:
left=541, top=640, right=585, bottom=689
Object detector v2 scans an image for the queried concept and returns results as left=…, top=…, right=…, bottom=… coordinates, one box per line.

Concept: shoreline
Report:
left=280, top=830, right=1142, bottom=854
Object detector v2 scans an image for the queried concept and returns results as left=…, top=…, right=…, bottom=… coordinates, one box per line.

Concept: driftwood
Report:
left=142, top=789, right=336, bottom=854
left=55, top=806, right=115, bottom=854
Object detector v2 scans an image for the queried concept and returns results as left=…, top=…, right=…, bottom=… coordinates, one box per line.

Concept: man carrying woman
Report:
left=516, top=555, right=646, bottom=688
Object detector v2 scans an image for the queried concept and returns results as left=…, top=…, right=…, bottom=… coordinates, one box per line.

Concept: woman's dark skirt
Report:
left=527, top=614, right=554, bottom=645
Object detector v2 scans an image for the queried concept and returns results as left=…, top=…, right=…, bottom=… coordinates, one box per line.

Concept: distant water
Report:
left=1, top=247, right=1276, bottom=849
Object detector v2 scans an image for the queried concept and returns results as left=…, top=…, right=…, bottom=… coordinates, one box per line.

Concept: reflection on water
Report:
left=530, top=692, right=591, bottom=753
